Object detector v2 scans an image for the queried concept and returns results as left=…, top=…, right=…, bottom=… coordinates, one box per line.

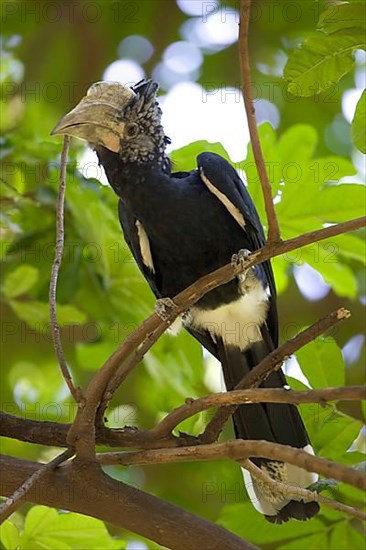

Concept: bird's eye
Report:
left=125, top=123, right=139, bottom=139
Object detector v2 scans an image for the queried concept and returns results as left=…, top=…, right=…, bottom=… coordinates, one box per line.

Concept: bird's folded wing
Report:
left=118, top=198, right=160, bottom=296
left=197, top=152, right=278, bottom=345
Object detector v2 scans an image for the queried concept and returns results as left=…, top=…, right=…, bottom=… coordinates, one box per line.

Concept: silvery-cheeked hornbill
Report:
left=52, top=79, right=319, bottom=523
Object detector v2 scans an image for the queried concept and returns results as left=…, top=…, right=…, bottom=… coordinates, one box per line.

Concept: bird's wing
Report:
left=118, top=198, right=160, bottom=296
left=196, top=152, right=278, bottom=345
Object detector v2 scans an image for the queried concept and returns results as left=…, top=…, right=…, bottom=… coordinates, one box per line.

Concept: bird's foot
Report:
left=155, top=297, right=178, bottom=322
left=232, top=249, right=252, bottom=274
left=232, top=249, right=253, bottom=289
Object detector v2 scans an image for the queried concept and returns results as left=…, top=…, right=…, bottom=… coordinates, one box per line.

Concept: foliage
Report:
left=1, top=1, right=365, bottom=549
left=352, top=89, right=366, bottom=153
left=0, top=506, right=125, bottom=550
left=284, top=2, right=366, bottom=97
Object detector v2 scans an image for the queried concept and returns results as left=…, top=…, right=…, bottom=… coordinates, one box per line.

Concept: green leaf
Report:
left=302, top=246, right=358, bottom=299
left=313, top=412, right=362, bottom=461
left=218, top=501, right=324, bottom=545
left=137, top=331, right=205, bottom=428
left=278, top=184, right=365, bottom=234
left=329, top=521, right=366, bottom=549
left=329, top=477, right=366, bottom=507
left=65, top=181, right=125, bottom=283
left=76, top=340, right=116, bottom=371
left=318, top=3, right=366, bottom=34
left=341, top=450, right=366, bottom=465
left=8, top=360, right=66, bottom=407
left=277, top=125, right=318, bottom=165
left=272, top=255, right=290, bottom=295
left=352, top=90, right=366, bottom=153
left=170, top=140, right=231, bottom=172
left=242, top=123, right=280, bottom=236
left=296, top=337, right=345, bottom=388
left=285, top=30, right=366, bottom=96
left=56, top=304, right=87, bottom=325
left=309, top=183, right=365, bottom=221
left=278, top=530, right=329, bottom=550
left=292, top=384, right=362, bottom=461
left=243, top=122, right=279, bottom=222
left=0, top=521, right=20, bottom=550
left=327, top=234, right=366, bottom=265
left=10, top=300, right=86, bottom=329
left=19, top=506, right=124, bottom=549
left=2, top=264, right=39, bottom=298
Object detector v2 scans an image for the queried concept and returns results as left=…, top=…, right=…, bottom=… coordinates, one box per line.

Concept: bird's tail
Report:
left=217, top=337, right=320, bottom=523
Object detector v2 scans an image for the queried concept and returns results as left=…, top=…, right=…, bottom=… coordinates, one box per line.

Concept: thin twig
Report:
left=242, top=459, right=366, bottom=522
left=49, top=136, right=80, bottom=402
left=151, top=385, right=364, bottom=439
left=239, top=0, right=281, bottom=242
left=96, top=440, right=366, bottom=492
left=200, top=308, right=351, bottom=443
left=0, top=448, right=74, bottom=523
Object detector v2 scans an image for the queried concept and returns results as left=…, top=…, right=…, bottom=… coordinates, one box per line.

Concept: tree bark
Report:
left=0, top=455, right=255, bottom=550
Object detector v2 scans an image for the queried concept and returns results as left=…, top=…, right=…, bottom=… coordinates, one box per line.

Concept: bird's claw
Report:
left=155, top=297, right=178, bottom=322
left=232, top=249, right=251, bottom=272
left=232, top=249, right=253, bottom=287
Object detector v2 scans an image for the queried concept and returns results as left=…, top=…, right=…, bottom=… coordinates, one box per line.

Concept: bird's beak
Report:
left=51, top=81, right=136, bottom=153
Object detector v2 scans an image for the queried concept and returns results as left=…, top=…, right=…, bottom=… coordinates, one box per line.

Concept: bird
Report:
left=52, top=79, right=320, bottom=523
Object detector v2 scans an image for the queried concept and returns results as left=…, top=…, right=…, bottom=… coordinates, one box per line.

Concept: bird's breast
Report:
left=189, top=275, right=269, bottom=350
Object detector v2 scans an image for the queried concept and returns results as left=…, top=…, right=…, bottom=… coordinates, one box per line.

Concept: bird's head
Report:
left=51, top=79, right=170, bottom=169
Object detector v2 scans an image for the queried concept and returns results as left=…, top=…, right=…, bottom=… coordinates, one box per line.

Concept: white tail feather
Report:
left=241, top=444, right=318, bottom=517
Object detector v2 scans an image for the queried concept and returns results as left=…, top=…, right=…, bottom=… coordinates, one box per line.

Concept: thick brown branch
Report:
left=0, top=455, right=254, bottom=550
left=239, top=0, right=281, bottom=242
left=0, top=411, right=184, bottom=449
left=0, top=448, right=74, bottom=523
left=97, top=440, right=366, bottom=492
left=49, top=135, right=81, bottom=402
left=200, top=308, right=351, bottom=443
left=151, top=385, right=364, bottom=439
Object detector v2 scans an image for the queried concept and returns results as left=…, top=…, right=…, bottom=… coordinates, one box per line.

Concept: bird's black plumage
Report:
left=52, top=78, right=319, bottom=523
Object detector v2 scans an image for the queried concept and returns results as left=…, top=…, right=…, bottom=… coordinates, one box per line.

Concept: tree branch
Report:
left=0, top=455, right=255, bottom=550
left=0, top=448, right=74, bottom=523
left=97, top=440, right=366, bottom=492
left=151, top=385, right=365, bottom=439
left=239, top=0, right=281, bottom=242
left=49, top=135, right=81, bottom=402
left=0, top=411, right=184, bottom=449
left=1, top=384, right=364, bottom=451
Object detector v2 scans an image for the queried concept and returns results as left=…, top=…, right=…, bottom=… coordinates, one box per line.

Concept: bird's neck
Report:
left=95, top=145, right=171, bottom=204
